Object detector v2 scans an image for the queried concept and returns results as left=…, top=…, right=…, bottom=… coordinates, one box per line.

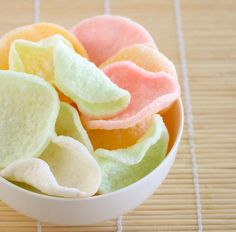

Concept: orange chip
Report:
left=0, top=23, right=88, bottom=70
left=85, top=117, right=152, bottom=150
left=100, top=43, right=177, bottom=80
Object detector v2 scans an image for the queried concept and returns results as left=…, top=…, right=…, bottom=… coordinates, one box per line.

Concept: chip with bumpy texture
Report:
left=95, top=115, right=168, bottom=194
left=71, top=15, right=156, bottom=65
left=0, top=22, right=88, bottom=70
left=0, top=136, right=101, bottom=198
left=0, top=71, right=59, bottom=168
left=54, top=41, right=131, bottom=118
left=56, top=102, right=93, bottom=153
left=84, top=61, right=179, bottom=130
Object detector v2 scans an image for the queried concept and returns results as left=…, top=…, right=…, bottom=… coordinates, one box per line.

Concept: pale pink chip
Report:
left=83, top=61, right=180, bottom=130
left=71, top=15, right=156, bottom=65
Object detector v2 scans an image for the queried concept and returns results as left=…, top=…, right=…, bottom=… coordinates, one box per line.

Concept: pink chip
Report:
left=83, top=61, right=180, bottom=130
left=71, top=15, right=156, bottom=65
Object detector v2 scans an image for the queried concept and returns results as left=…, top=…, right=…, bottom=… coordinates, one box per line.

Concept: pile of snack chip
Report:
left=0, top=15, right=180, bottom=198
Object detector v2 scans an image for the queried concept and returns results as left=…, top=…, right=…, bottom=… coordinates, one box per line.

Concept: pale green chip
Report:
left=55, top=102, right=93, bottom=153
left=9, top=35, right=131, bottom=118
left=0, top=71, right=59, bottom=168
left=95, top=115, right=169, bottom=194
left=53, top=41, right=130, bottom=118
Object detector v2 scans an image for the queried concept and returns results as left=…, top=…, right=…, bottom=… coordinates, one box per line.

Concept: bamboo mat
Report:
left=0, top=0, right=235, bottom=231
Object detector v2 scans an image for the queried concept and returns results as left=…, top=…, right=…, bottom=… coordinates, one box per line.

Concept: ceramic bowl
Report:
left=0, top=99, right=184, bottom=226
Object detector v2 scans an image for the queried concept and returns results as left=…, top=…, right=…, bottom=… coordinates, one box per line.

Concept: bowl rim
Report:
left=0, top=98, right=184, bottom=202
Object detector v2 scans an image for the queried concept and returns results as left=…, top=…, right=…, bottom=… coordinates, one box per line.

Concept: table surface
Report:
left=0, top=0, right=236, bottom=231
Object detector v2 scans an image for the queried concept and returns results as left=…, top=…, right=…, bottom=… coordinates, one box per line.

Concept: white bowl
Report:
left=0, top=99, right=184, bottom=226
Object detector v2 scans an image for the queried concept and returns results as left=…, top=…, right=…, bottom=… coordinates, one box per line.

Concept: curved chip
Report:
left=0, top=71, right=59, bottom=168
left=84, top=61, right=179, bottom=130
left=95, top=115, right=169, bottom=194
left=0, top=22, right=88, bottom=70
left=0, top=136, right=101, bottom=198
left=71, top=15, right=156, bottom=65
left=56, top=102, right=93, bottom=152
left=100, top=43, right=177, bottom=80
left=9, top=35, right=131, bottom=118
left=53, top=41, right=131, bottom=118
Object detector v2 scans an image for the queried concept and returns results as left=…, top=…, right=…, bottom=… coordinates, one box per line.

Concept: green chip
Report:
left=0, top=71, right=59, bottom=168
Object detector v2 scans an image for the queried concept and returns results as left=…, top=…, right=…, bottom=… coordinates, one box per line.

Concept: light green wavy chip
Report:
left=95, top=115, right=169, bottom=194
left=0, top=71, right=59, bottom=168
